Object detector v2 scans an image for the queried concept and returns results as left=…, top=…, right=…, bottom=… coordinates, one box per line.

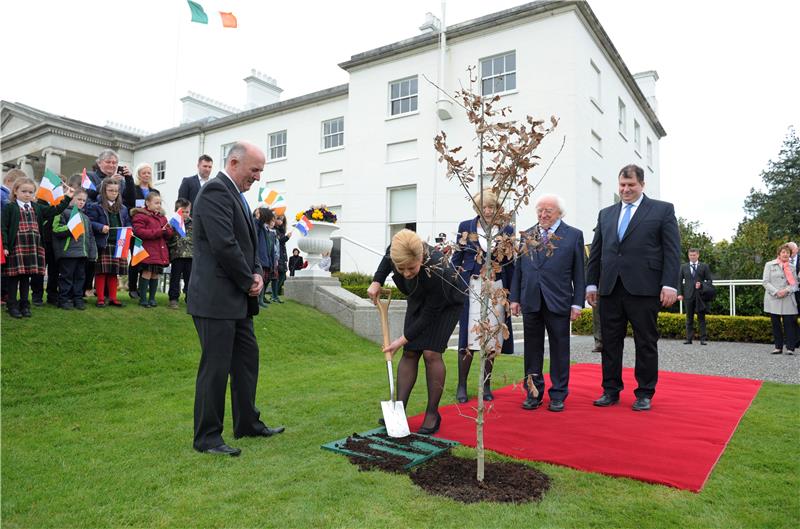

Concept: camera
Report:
left=435, top=237, right=445, bottom=243
left=117, top=165, right=125, bottom=175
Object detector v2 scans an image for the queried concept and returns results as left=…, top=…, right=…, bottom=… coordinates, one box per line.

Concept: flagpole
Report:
left=172, top=1, right=183, bottom=127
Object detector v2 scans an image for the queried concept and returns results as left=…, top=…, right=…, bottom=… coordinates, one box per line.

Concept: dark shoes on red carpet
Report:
left=593, top=394, right=619, bottom=407
left=234, top=426, right=285, bottom=439
left=632, top=397, right=652, bottom=411
left=548, top=400, right=565, bottom=412
left=455, top=385, right=468, bottom=403
left=199, top=443, right=241, bottom=456
left=483, top=386, right=494, bottom=401
left=521, top=398, right=542, bottom=410
left=417, top=413, right=441, bottom=435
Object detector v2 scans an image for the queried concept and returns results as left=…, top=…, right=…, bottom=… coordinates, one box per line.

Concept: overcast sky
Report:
left=2, top=0, right=797, bottom=241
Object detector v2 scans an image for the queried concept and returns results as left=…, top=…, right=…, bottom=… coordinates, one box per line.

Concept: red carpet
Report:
left=408, top=363, right=762, bottom=491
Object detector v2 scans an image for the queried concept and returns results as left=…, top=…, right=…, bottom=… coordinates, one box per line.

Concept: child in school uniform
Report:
left=131, top=191, right=174, bottom=308
left=85, top=177, right=132, bottom=307
left=52, top=188, right=97, bottom=310
left=0, top=176, right=74, bottom=318
left=167, top=198, right=193, bottom=309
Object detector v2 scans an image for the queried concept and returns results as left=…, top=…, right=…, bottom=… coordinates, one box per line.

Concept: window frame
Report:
left=388, top=76, right=419, bottom=117
left=268, top=130, right=287, bottom=161
left=634, top=120, right=641, bottom=154
left=618, top=98, right=627, bottom=139
left=321, top=117, right=344, bottom=150
left=480, top=50, right=517, bottom=97
left=155, top=160, right=166, bottom=182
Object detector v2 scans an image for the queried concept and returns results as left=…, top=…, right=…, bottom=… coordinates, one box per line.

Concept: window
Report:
left=221, top=143, right=235, bottom=164
left=618, top=98, right=627, bottom=137
left=269, top=130, right=287, bottom=160
left=389, top=77, right=418, bottom=116
left=320, top=170, right=344, bottom=187
left=634, top=120, right=641, bottom=153
left=646, top=137, right=654, bottom=167
left=590, top=60, right=601, bottom=107
left=322, top=117, right=344, bottom=150
left=590, top=130, right=602, bottom=157
left=388, top=186, right=417, bottom=240
left=481, top=51, right=516, bottom=96
left=155, top=161, right=166, bottom=181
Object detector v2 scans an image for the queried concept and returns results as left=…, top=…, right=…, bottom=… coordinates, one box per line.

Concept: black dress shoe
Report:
left=521, top=398, right=542, bottom=410
left=455, top=385, right=468, bottom=403
left=199, top=443, right=241, bottom=456
left=683, top=340, right=692, bottom=344
left=632, top=397, right=652, bottom=411
left=235, top=426, right=285, bottom=439
left=592, top=346, right=603, bottom=353
left=417, top=413, right=441, bottom=435
left=21, top=307, right=32, bottom=317
left=593, top=394, right=619, bottom=407
left=548, top=400, right=565, bottom=412
left=700, top=340, right=707, bottom=345
left=8, top=307, right=23, bottom=319
left=483, top=387, right=494, bottom=401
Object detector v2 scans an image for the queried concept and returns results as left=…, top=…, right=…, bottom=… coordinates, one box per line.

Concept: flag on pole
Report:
left=169, top=209, right=186, bottom=237
left=258, top=187, right=286, bottom=215
left=187, top=0, right=208, bottom=24
left=131, top=237, right=150, bottom=266
left=80, top=168, right=96, bottom=191
left=67, top=206, right=85, bottom=241
left=294, top=215, right=313, bottom=236
left=114, top=227, right=133, bottom=259
left=220, top=12, right=238, bottom=28
left=35, top=169, right=65, bottom=205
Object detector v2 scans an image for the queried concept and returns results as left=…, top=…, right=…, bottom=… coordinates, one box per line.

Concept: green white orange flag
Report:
left=36, top=168, right=65, bottom=205
left=131, top=237, right=149, bottom=266
left=220, top=12, right=237, bottom=28
left=187, top=0, right=208, bottom=24
left=67, top=206, right=84, bottom=241
left=258, top=187, right=286, bottom=215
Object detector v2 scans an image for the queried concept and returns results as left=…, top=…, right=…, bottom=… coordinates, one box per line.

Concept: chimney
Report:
left=180, top=91, right=239, bottom=124
left=419, top=12, right=441, bottom=34
left=633, top=70, right=659, bottom=114
left=244, top=69, right=283, bottom=110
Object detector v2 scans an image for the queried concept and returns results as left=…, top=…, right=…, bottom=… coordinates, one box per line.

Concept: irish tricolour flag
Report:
left=258, top=187, right=286, bottom=216
left=67, top=207, right=85, bottom=241
left=169, top=209, right=186, bottom=237
left=131, top=237, right=149, bottom=266
left=114, top=227, right=133, bottom=259
left=35, top=168, right=65, bottom=205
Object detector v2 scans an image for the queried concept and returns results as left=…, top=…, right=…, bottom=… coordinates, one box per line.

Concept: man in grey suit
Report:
left=510, top=195, right=585, bottom=412
left=586, top=164, right=680, bottom=412
left=188, top=142, right=284, bottom=456
left=178, top=154, right=214, bottom=206
left=677, top=248, right=713, bottom=345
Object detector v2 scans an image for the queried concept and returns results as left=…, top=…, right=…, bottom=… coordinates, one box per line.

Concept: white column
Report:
left=16, top=156, right=34, bottom=179
left=42, top=148, right=66, bottom=177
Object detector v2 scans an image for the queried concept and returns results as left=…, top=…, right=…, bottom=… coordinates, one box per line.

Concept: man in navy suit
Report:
left=178, top=154, right=214, bottom=206
left=510, top=195, right=585, bottom=412
left=586, top=164, right=680, bottom=412
left=188, top=142, right=284, bottom=456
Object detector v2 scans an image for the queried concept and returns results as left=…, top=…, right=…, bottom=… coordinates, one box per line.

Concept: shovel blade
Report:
left=381, top=400, right=411, bottom=438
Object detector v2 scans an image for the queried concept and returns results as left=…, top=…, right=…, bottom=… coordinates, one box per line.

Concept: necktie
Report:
left=691, top=263, right=697, bottom=277
left=239, top=193, right=249, bottom=214
left=24, top=204, right=30, bottom=212
left=541, top=228, right=550, bottom=246
left=618, top=203, right=633, bottom=240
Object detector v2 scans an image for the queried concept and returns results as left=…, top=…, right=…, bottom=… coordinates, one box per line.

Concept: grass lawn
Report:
left=2, top=298, right=798, bottom=528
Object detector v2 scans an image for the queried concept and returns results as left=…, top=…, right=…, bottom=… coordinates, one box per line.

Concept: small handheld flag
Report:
left=295, top=215, right=313, bottom=236
left=220, top=12, right=237, bottom=28
left=114, top=227, right=133, bottom=259
left=169, top=209, right=187, bottom=237
left=35, top=169, right=65, bottom=205
left=81, top=168, right=96, bottom=191
left=258, top=187, right=286, bottom=216
left=131, top=237, right=150, bottom=266
left=67, top=206, right=85, bottom=241
left=187, top=0, right=208, bottom=24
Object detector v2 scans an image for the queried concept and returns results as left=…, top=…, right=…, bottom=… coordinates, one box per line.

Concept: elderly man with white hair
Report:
left=510, top=194, right=585, bottom=412
left=790, top=241, right=800, bottom=349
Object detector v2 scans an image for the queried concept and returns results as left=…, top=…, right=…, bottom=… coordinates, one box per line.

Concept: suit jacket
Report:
left=178, top=175, right=202, bottom=205
left=586, top=195, right=681, bottom=296
left=187, top=172, right=262, bottom=320
left=678, top=262, right=712, bottom=300
left=509, top=221, right=586, bottom=315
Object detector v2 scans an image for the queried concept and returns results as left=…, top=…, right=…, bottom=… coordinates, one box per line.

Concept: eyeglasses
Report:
left=536, top=208, right=557, bottom=215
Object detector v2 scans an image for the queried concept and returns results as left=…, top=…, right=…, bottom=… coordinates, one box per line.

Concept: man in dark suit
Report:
left=178, top=154, right=214, bottom=205
left=677, top=248, right=713, bottom=345
left=510, top=195, right=585, bottom=412
left=586, top=164, right=680, bottom=412
left=188, top=142, right=284, bottom=456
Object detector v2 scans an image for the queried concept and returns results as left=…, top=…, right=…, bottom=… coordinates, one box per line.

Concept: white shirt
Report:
left=198, top=174, right=210, bottom=187
left=16, top=199, right=31, bottom=209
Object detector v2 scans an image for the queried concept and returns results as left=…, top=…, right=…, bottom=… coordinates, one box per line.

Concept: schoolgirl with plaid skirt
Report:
left=1, top=177, right=73, bottom=318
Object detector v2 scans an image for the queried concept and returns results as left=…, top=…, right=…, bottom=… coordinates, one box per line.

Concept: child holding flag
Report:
left=86, top=178, right=131, bottom=307
left=52, top=188, right=96, bottom=310
left=167, top=198, right=193, bottom=309
left=1, top=176, right=74, bottom=318
left=131, top=192, right=174, bottom=307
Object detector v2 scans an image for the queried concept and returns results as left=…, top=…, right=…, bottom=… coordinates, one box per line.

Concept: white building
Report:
left=1, top=1, right=665, bottom=274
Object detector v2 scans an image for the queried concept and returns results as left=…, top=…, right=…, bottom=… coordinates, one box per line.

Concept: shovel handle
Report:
left=375, top=288, right=393, bottom=361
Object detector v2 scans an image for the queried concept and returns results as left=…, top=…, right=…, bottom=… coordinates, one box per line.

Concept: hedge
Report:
left=341, top=285, right=407, bottom=301
left=572, top=309, right=775, bottom=343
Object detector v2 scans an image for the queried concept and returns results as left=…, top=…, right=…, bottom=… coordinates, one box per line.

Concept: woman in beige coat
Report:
left=762, top=244, right=799, bottom=354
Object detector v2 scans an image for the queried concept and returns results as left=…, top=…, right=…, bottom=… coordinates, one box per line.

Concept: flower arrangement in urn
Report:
left=295, top=204, right=338, bottom=224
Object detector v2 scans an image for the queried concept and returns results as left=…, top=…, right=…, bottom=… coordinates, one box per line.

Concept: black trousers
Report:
left=522, top=293, right=571, bottom=401
left=168, top=258, right=192, bottom=301
left=6, top=275, right=31, bottom=309
left=59, top=257, right=87, bottom=304
left=769, top=314, right=797, bottom=350
left=128, top=264, right=139, bottom=293
left=685, top=297, right=707, bottom=341
left=84, top=261, right=95, bottom=294
left=599, top=279, right=661, bottom=399
left=192, top=316, right=266, bottom=450
left=30, top=243, right=58, bottom=302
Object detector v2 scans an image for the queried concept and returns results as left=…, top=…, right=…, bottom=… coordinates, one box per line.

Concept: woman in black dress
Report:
left=368, top=229, right=465, bottom=434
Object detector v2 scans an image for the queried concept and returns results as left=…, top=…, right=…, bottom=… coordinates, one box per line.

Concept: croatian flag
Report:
left=81, top=168, right=96, bottom=191
left=114, top=227, right=133, bottom=259
left=169, top=209, right=186, bottom=237
left=294, top=215, right=313, bottom=236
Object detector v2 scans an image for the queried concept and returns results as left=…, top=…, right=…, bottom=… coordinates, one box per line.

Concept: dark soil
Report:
left=411, top=454, right=551, bottom=504
left=343, top=432, right=453, bottom=473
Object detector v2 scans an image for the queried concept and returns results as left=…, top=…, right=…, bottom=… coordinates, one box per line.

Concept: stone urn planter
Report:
left=296, top=221, right=339, bottom=277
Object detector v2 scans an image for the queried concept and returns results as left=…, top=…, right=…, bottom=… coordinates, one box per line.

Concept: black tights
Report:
left=396, top=349, right=445, bottom=429
left=456, top=349, right=495, bottom=394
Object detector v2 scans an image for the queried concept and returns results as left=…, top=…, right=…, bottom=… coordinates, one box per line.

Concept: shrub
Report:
left=573, top=309, right=774, bottom=343
left=341, top=285, right=407, bottom=301
left=333, top=272, right=375, bottom=286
